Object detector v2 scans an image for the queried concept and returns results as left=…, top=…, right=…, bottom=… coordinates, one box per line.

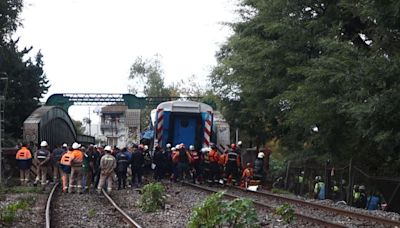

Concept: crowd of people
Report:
left=14, top=140, right=268, bottom=194
left=289, top=171, right=387, bottom=211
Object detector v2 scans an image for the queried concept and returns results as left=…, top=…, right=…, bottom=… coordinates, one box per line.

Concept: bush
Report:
left=189, top=191, right=259, bottom=228
left=275, top=203, right=295, bottom=224
left=139, top=183, right=166, bottom=212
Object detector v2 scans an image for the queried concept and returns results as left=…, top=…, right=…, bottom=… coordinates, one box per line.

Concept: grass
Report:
left=0, top=196, right=36, bottom=225
left=271, top=188, right=292, bottom=195
left=88, top=208, right=96, bottom=217
left=0, top=186, right=42, bottom=194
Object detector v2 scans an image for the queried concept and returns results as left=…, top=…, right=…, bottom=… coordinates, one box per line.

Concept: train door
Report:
left=172, top=115, right=197, bottom=147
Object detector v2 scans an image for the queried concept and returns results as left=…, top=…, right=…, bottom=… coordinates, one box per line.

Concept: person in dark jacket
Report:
left=131, top=144, right=144, bottom=188
left=35, top=141, right=51, bottom=186
left=52, top=144, right=66, bottom=182
left=253, top=152, right=265, bottom=185
left=116, top=147, right=130, bottom=189
left=153, top=145, right=166, bottom=181
left=173, top=144, right=192, bottom=182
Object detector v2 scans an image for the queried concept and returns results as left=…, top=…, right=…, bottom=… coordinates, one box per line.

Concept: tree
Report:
left=1, top=1, right=49, bottom=145
left=128, top=55, right=171, bottom=97
left=211, top=0, right=400, bottom=175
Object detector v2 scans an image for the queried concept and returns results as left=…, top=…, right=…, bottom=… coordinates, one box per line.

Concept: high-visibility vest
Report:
left=71, top=149, right=83, bottom=164
left=209, top=149, right=219, bottom=163
left=60, top=151, right=73, bottom=166
left=16, top=147, right=32, bottom=160
left=242, top=168, right=253, bottom=178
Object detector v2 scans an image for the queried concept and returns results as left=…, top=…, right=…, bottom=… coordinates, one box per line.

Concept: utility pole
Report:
left=0, top=74, right=9, bottom=185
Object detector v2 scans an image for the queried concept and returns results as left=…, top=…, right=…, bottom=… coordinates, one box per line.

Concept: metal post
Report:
left=0, top=75, right=9, bottom=185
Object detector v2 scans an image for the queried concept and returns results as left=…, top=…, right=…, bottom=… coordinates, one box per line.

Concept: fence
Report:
left=281, top=160, right=400, bottom=213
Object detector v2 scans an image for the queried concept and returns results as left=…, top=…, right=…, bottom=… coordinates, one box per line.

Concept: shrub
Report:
left=275, top=203, right=295, bottom=224
left=139, top=183, right=166, bottom=212
left=189, top=191, right=259, bottom=228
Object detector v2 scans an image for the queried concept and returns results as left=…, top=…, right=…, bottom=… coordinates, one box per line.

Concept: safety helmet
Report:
left=315, top=176, right=321, bottom=181
left=246, top=162, right=252, bottom=168
left=176, top=144, right=181, bottom=149
left=189, top=145, right=195, bottom=150
left=359, top=185, right=366, bottom=190
left=171, top=147, right=176, bottom=151
left=40, top=141, right=48, bottom=147
left=301, top=171, right=305, bottom=175
left=166, top=143, right=171, bottom=148
left=231, top=143, right=236, bottom=150
left=104, top=145, right=112, bottom=151
left=257, top=152, right=265, bottom=159
left=62, top=143, right=68, bottom=148
left=72, top=142, right=81, bottom=149
left=237, top=141, right=242, bottom=146
left=144, top=145, right=149, bottom=151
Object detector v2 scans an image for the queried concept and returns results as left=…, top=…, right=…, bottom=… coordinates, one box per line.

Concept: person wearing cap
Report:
left=130, top=144, right=144, bottom=188
left=34, top=141, right=51, bottom=186
left=97, top=145, right=116, bottom=193
left=51, top=143, right=65, bottom=183
left=69, top=142, right=84, bottom=193
left=241, top=162, right=254, bottom=188
left=224, top=145, right=241, bottom=186
left=16, top=142, right=32, bottom=185
left=164, top=143, right=173, bottom=178
left=253, top=152, right=266, bottom=185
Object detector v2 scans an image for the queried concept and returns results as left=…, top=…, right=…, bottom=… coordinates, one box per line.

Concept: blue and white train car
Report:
left=152, top=100, right=214, bottom=150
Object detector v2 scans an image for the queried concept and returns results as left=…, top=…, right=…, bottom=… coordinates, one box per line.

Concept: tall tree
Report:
left=211, top=0, right=400, bottom=175
left=1, top=0, right=49, bottom=145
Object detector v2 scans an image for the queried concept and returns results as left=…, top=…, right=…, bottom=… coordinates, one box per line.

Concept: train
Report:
left=143, top=100, right=230, bottom=152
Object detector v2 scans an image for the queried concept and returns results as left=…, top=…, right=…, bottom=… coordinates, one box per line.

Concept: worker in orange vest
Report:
left=60, top=146, right=73, bottom=193
left=69, top=142, right=83, bottom=193
left=241, top=162, right=254, bottom=188
left=208, top=143, right=220, bottom=185
left=16, top=142, right=32, bottom=185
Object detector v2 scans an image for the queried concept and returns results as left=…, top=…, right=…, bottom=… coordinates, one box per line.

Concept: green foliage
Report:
left=1, top=0, right=49, bottom=144
left=88, top=208, right=96, bottom=217
left=189, top=191, right=259, bottom=228
left=0, top=196, right=36, bottom=225
left=211, top=0, right=400, bottom=175
left=139, top=183, right=166, bottom=212
left=275, top=203, right=295, bottom=224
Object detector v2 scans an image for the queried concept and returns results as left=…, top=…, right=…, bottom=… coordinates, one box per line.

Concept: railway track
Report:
left=184, top=182, right=399, bottom=227
left=233, top=186, right=400, bottom=228
left=183, top=182, right=346, bottom=227
left=45, top=184, right=142, bottom=228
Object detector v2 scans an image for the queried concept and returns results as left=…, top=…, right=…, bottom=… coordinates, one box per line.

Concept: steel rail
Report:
left=45, top=183, right=59, bottom=228
left=183, top=182, right=346, bottom=227
left=235, top=186, right=400, bottom=227
left=101, top=189, right=142, bottom=228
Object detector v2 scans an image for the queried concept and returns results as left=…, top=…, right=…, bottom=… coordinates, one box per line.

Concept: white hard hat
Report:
left=201, top=147, right=211, bottom=153
left=62, top=143, right=68, bottom=147
left=104, top=145, right=112, bottom=151
left=166, top=143, right=171, bottom=148
left=72, top=142, right=81, bottom=149
left=144, top=145, right=149, bottom=150
left=237, top=141, right=242, bottom=146
left=171, top=147, right=176, bottom=151
left=189, top=145, right=195, bottom=150
left=40, top=141, right=48, bottom=147
left=257, top=152, right=265, bottom=159
left=176, top=144, right=181, bottom=149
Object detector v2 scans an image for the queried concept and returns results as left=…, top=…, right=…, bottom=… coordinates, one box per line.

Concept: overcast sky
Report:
left=16, top=0, right=237, bottom=126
